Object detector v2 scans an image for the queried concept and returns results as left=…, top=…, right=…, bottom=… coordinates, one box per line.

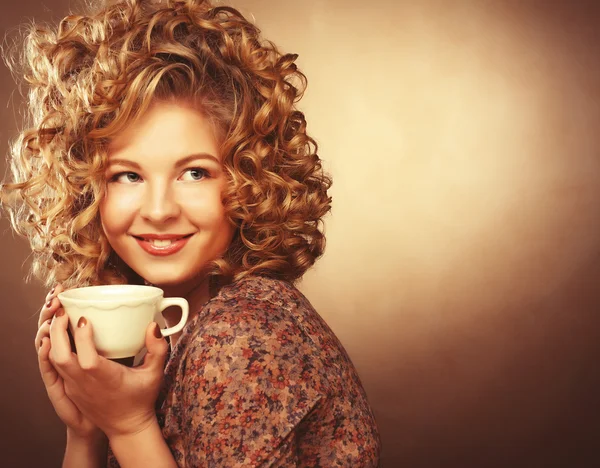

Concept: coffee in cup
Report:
left=58, top=285, right=189, bottom=359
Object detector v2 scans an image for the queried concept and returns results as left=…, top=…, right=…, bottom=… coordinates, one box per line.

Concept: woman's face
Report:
left=100, top=100, right=234, bottom=288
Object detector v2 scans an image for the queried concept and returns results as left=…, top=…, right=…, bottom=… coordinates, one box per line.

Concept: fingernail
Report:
left=77, top=317, right=87, bottom=328
left=153, top=322, right=162, bottom=339
left=46, top=299, right=53, bottom=308
left=49, top=287, right=55, bottom=295
left=46, top=319, right=51, bottom=325
left=55, top=309, right=65, bottom=317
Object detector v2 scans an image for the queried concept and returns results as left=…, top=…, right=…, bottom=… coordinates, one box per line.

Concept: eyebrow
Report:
left=107, top=152, right=220, bottom=169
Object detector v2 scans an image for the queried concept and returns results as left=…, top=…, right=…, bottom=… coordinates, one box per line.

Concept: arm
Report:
left=63, top=429, right=108, bottom=468
left=108, top=418, right=177, bottom=468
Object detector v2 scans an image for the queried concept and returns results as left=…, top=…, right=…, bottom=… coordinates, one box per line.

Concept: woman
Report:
left=1, top=0, right=381, bottom=466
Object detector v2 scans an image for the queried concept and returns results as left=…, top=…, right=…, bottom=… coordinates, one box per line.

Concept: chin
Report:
left=141, top=269, right=205, bottom=289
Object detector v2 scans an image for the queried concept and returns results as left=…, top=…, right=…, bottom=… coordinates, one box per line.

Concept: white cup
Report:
left=58, top=285, right=189, bottom=359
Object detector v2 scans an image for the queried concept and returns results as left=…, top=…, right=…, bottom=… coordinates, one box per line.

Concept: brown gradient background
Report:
left=1, top=1, right=600, bottom=467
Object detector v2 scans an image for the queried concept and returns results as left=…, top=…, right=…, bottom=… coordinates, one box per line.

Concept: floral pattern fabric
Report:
left=108, top=276, right=381, bottom=467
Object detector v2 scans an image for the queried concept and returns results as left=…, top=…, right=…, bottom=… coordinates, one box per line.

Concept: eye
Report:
left=110, top=172, right=141, bottom=183
left=180, top=168, right=209, bottom=181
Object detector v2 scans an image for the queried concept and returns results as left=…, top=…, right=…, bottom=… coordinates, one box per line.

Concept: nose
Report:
left=139, top=180, right=180, bottom=223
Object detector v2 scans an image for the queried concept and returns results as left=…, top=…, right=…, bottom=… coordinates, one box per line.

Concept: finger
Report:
left=67, top=328, right=77, bottom=354
left=72, top=317, right=101, bottom=371
left=44, top=283, right=62, bottom=302
left=139, top=322, right=169, bottom=371
left=49, top=308, right=77, bottom=373
left=38, top=337, right=61, bottom=389
left=44, top=286, right=55, bottom=302
left=38, top=337, right=80, bottom=416
left=34, top=319, right=53, bottom=353
left=38, top=284, right=65, bottom=328
left=38, top=298, right=59, bottom=328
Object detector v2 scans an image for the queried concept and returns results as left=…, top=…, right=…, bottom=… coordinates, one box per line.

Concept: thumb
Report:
left=141, top=322, right=169, bottom=370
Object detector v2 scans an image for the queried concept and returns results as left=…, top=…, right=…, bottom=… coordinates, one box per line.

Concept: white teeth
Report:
left=148, top=239, right=173, bottom=247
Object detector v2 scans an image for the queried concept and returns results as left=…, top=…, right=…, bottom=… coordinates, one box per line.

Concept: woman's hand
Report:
left=35, top=284, right=103, bottom=441
left=48, top=308, right=169, bottom=440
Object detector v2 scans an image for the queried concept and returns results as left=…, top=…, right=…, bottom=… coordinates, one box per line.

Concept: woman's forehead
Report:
left=106, top=101, right=220, bottom=158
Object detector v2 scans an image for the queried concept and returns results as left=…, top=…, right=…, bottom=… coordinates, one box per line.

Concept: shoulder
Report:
left=216, top=275, right=306, bottom=309
left=184, top=276, right=341, bottom=375
left=197, top=275, right=311, bottom=331
left=180, top=275, right=328, bottom=390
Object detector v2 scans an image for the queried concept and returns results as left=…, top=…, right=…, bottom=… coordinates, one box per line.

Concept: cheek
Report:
left=183, top=187, right=228, bottom=224
left=99, top=191, right=136, bottom=235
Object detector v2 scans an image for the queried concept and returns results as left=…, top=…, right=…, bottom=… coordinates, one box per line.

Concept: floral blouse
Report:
left=108, top=275, right=381, bottom=467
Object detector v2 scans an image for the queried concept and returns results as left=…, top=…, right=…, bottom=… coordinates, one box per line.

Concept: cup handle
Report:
left=157, top=297, right=189, bottom=337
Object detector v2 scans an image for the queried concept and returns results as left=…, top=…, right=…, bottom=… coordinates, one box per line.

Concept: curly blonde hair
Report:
left=1, top=0, right=332, bottom=289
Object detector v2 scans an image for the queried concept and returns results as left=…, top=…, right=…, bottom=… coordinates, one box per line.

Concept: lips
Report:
left=132, top=233, right=194, bottom=256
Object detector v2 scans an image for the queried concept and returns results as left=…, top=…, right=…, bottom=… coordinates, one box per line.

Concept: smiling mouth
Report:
left=132, top=234, right=194, bottom=249
left=135, top=237, right=184, bottom=247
